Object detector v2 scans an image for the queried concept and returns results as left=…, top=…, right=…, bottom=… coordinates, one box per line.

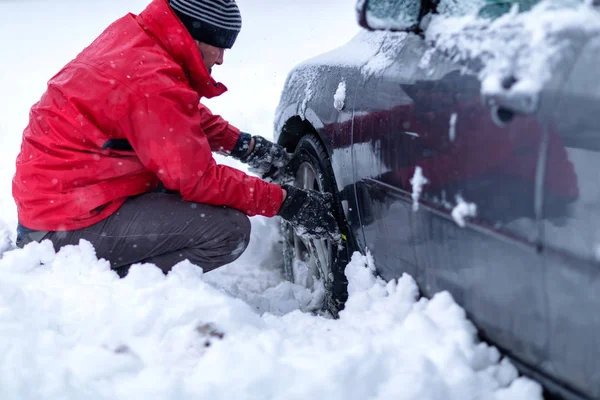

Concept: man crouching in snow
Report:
left=12, top=0, right=337, bottom=277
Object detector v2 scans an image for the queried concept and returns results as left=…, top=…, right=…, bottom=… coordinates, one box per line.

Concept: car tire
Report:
left=282, top=133, right=349, bottom=316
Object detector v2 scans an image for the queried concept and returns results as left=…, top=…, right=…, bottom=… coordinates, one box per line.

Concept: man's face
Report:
left=195, top=41, right=225, bottom=74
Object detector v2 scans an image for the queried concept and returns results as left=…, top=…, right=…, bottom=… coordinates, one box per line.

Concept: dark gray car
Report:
left=274, top=0, right=600, bottom=399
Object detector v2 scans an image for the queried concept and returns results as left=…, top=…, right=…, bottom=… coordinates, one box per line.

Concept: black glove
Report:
left=231, top=133, right=291, bottom=181
left=278, top=184, right=339, bottom=240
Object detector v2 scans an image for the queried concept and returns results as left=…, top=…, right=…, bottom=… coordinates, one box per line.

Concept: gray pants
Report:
left=18, top=191, right=251, bottom=277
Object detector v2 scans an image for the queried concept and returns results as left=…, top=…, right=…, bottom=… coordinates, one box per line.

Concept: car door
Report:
left=407, top=43, right=558, bottom=387
left=351, top=31, right=425, bottom=282
left=539, top=35, right=600, bottom=400
left=405, top=6, right=595, bottom=400
left=352, top=0, right=590, bottom=394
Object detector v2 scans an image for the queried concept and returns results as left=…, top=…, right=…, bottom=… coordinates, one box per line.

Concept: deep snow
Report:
left=0, top=1, right=543, bottom=399
left=0, top=241, right=543, bottom=400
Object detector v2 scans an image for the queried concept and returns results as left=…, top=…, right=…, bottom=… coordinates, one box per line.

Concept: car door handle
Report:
left=490, top=105, right=516, bottom=126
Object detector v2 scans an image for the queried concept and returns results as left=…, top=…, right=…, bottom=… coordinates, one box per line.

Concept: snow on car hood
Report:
left=426, top=1, right=600, bottom=97
left=275, top=30, right=410, bottom=126
left=281, top=29, right=411, bottom=99
left=0, top=234, right=542, bottom=400
left=295, top=29, right=408, bottom=70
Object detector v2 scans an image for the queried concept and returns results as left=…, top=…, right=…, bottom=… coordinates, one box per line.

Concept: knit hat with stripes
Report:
left=169, top=0, right=242, bottom=49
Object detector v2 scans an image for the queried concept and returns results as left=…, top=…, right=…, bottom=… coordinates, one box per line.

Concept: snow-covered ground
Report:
left=0, top=1, right=542, bottom=399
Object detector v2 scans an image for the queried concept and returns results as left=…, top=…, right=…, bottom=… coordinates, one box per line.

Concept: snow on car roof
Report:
left=426, top=0, right=600, bottom=96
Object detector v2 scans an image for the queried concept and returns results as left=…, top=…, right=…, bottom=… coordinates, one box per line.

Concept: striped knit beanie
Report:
left=169, top=0, right=242, bottom=49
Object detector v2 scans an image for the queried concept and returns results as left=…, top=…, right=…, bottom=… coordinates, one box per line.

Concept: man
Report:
left=12, top=0, right=337, bottom=277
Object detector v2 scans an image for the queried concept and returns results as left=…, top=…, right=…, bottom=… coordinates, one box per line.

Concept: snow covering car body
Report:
left=274, top=0, right=600, bottom=399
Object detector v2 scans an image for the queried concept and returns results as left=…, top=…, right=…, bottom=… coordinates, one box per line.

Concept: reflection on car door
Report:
left=540, top=35, right=600, bottom=400
left=407, top=42, right=555, bottom=379
left=351, top=32, right=423, bottom=282
left=351, top=22, right=586, bottom=395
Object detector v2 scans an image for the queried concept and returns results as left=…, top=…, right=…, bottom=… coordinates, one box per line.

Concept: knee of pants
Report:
left=221, top=211, right=251, bottom=263
left=188, top=209, right=251, bottom=266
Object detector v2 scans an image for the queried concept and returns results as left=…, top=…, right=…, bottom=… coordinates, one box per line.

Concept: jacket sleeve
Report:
left=118, top=86, right=284, bottom=217
left=198, top=102, right=241, bottom=154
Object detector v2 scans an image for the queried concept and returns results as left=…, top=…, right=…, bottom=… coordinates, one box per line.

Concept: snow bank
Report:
left=0, top=238, right=541, bottom=400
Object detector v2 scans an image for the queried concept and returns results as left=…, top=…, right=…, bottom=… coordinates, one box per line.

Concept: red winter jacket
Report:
left=13, top=0, right=284, bottom=231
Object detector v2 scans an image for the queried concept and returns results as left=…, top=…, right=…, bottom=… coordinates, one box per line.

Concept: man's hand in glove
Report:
left=278, top=184, right=339, bottom=240
left=231, top=133, right=291, bottom=182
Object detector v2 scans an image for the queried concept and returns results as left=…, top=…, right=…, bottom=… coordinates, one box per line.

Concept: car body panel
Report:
left=273, top=5, right=600, bottom=399
left=539, top=35, right=600, bottom=399
left=351, top=32, right=421, bottom=277
left=347, top=28, right=573, bottom=392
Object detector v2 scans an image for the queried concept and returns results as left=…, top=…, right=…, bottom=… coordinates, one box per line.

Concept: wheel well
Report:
left=277, top=116, right=320, bottom=153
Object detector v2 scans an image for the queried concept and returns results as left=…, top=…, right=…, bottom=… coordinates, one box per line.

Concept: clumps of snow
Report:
left=254, top=278, right=325, bottom=315
left=342, top=252, right=542, bottom=400
left=426, top=0, right=600, bottom=97
left=410, top=166, right=429, bottom=211
left=333, top=80, right=346, bottom=111
left=418, top=47, right=436, bottom=71
left=449, top=112, right=458, bottom=142
left=203, top=216, right=288, bottom=308
left=0, top=231, right=542, bottom=399
left=452, top=195, right=478, bottom=227
left=300, top=84, right=314, bottom=119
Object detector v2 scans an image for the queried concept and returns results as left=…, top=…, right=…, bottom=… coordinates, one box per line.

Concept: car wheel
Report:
left=282, top=133, right=349, bottom=316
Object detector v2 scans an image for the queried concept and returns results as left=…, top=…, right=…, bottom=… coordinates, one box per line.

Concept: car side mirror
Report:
left=356, top=0, right=423, bottom=31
